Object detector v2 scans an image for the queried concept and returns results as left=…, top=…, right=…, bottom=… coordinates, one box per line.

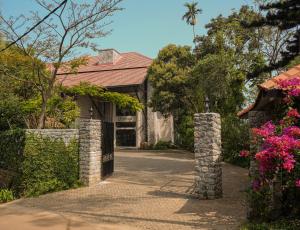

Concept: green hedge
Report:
left=0, top=129, right=25, bottom=173
left=21, top=134, right=80, bottom=197
left=0, top=130, right=80, bottom=197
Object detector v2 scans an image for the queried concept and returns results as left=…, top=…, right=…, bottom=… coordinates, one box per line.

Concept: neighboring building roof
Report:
left=238, top=64, right=300, bottom=118
left=57, top=50, right=152, bottom=88
left=259, top=64, right=300, bottom=90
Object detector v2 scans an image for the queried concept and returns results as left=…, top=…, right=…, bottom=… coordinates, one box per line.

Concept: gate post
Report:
left=194, top=113, right=222, bottom=199
left=79, top=119, right=102, bottom=186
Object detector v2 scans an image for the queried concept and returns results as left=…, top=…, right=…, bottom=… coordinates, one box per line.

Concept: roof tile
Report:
left=57, top=52, right=152, bottom=88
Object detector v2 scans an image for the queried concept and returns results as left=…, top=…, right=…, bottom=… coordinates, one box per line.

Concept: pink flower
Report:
left=296, top=179, right=300, bottom=188
left=283, top=126, right=300, bottom=137
left=282, top=154, right=296, bottom=172
left=252, top=179, right=261, bottom=191
left=252, top=121, right=276, bottom=138
left=276, top=77, right=300, bottom=89
left=287, top=109, right=300, bottom=118
left=239, top=150, right=250, bottom=157
left=289, top=88, right=300, bottom=97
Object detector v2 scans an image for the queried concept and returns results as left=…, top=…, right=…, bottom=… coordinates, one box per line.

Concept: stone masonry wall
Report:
left=26, top=129, right=79, bottom=144
left=194, top=113, right=222, bottom=199
left=79, top=119, right=102, bottom=186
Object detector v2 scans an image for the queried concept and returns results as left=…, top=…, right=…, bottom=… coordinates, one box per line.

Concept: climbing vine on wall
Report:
left=62, top=82, right=143, bottom=112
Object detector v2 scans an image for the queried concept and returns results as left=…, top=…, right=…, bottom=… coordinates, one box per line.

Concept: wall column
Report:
left=194, top=113, right=222, bottom=199
left=79, top=119, right=102, bottom=186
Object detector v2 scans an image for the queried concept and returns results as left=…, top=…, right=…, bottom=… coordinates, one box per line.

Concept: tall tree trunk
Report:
left=37, top=94, right=48, bottom=129
left=192, top=25, right=196, bottom=45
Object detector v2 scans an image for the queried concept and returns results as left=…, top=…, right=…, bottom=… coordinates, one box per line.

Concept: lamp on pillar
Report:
left=205, top=95, right=210, bottom=113
left=89, top=106, right=94, bottom=119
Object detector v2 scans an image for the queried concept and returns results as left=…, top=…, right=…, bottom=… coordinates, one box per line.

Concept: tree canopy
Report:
left=245, top=0, right=300, bottom=77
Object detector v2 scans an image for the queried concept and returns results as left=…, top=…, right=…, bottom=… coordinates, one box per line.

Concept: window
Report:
left=116, top=106, right=136, bottom=116
left=116, top=122, right=136, bottom=128
left=116, top=129, right=136, bottom=147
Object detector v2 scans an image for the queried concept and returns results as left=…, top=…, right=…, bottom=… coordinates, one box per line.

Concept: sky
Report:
left=0, top=0, right=255, bottom=58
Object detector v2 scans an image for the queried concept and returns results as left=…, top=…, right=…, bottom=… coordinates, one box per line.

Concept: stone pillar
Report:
left=194, top=113, right=222, bottom=199
left=79, top=119, right=102, bottom=186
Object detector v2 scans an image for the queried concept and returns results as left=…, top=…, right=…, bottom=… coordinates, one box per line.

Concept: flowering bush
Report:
left=241, top=76, right=300, bottom=219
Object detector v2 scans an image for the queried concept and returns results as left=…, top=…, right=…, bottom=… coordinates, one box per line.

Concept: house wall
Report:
left=75, top=82, right=174, bottom=148
left=147, top=81, right=174, bottom=146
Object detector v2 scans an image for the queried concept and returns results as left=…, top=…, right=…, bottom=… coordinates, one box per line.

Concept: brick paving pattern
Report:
left=2, top=150, right=248, bottom=230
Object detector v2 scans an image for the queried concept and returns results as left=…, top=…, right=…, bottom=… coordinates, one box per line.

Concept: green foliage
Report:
left=190, top=52, right=245, bottom=115
left=222, top=115, right=250, bottom=167
left=0, top=94, right=26, bottom=130
left=21, top=134, right=80, bottom=197
left=241, top=218, right=300, bottom=230
left=246, top=0, right=300, bottom=71
left=47, top=94, right=80, bottom=128
left=148, top=44, right=196, bottom=115
left=62, top=82, right=143, bottom=112
left=0, top=130, right=80, bottom=197
left=175, top=113, right=194, bottom=151
left=0, top=129, right=25, bottom=172
left=152, top=141, right=174, bottom=150
left=0, top=189, right=14, bottom=203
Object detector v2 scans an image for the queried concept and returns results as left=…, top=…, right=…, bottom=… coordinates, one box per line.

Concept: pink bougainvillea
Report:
left=242, top=76, right=300, bottom=191
left=287, top=108, right=300, bottom=118
left=276, top=77, right=300, bottom=97
left=296, top=179, right=300, bottom=188
left=239, top=150, right=250, bottom=157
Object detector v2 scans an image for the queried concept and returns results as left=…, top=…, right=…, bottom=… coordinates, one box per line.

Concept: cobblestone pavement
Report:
left=0, top=150, right=248, bottom=230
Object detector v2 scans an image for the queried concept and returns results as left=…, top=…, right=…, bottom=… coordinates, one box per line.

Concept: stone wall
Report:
left=27, top=119, right=103, bottom=187
left=79, top=119, right=102, bottom=186
left=194, top=113, right=222, bottom=199
left=26, top=129, right=79, bottom=144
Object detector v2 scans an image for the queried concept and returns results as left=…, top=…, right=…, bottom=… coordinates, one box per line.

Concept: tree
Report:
left=147, top=44, right=196, bottom=115
left=0, top=0, right=123, bottom=128
left=245, top=0, right=300, bottom=78
left=182, top=1, right=202, bottom=44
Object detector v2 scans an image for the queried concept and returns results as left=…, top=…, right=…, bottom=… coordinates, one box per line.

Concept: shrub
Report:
left=240, top=76, right=300, bottom=220
left=241, top=218, right=300, bottom=230
left=0, top=129, right=25, bottom=173
left=222, top=114, right=250, bottom=167
left=152, top=140, right=174, bottom=150
left=0, top=130, right=80, bottom=197
left=0, top=189, right=14, bottom=203
left=21, top=134, right=79, bottom=197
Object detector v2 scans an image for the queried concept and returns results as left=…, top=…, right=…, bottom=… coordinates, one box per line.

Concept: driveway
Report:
left=0, top=150, right=248, bottom=230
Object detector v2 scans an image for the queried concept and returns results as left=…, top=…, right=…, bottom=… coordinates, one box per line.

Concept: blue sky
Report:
left=0, top=0, right=254, bottom=58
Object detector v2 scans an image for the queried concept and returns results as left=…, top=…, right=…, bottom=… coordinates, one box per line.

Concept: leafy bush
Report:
left=0, top=130, right=80, bottom=197
left=241, top=218, right=300, bottom=230
left=152, top=141, right=174, bottom=150
left=0, top=129, right=25, bottom=172
left=175, top=114, right=194, bottom=151
left=0, top=94, right=26, bottom=130
left=0, top=189, right=14, bottom=203
left=222, top=114, right=250, bottom=167
left=21, top=134, right=79, bottom=197
left=240, top=77, right=300, bottom=220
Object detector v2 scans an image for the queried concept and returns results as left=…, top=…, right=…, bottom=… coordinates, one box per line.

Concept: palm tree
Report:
left=182, top=1, right=202, bottom=43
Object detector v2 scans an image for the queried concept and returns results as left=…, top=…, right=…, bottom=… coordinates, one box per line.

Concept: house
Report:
left=238, top=64, right=300, bottom=119
left=57, top=49, right=174, bottom=148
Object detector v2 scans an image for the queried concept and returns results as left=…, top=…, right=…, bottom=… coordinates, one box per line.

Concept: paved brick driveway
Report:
left=0, top=150, right=248, bottom=230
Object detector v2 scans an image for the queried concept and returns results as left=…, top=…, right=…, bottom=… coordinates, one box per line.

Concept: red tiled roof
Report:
left=259, top=64, right=300, bottom=90
left=57, top=52, right=152, bottom=88
left=238, top=64, right=300, bottom=118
